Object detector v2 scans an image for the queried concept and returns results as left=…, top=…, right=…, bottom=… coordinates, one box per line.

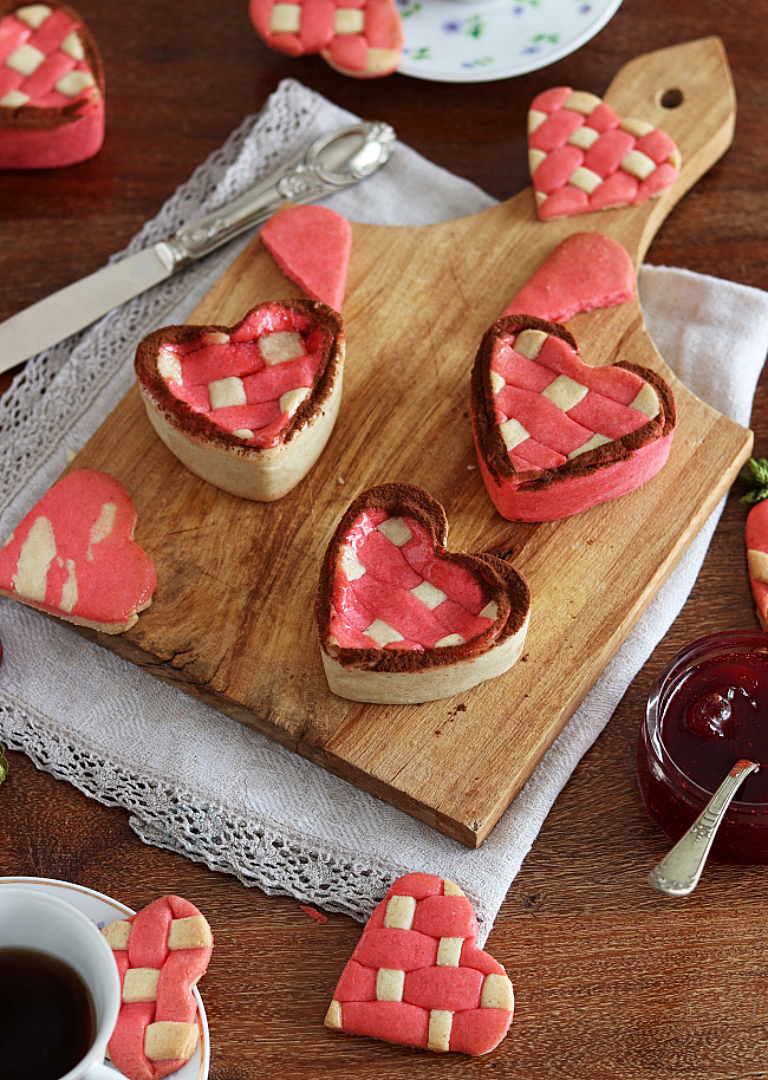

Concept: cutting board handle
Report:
left=600, top=37, right=736, bottom=264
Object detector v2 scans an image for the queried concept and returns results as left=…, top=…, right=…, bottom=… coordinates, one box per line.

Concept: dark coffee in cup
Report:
left=0, top=946, right=95, bottom=1080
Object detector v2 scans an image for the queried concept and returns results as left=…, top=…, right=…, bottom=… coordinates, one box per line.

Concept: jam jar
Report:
left=637, top=630, right=768, bottom=864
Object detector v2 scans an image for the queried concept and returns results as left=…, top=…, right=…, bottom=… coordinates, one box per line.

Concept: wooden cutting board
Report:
left=66, top=37, right=750, bottom=847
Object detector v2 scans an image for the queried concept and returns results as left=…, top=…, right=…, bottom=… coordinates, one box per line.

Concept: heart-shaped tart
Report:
left=102, top=895, right=213, bottom=1080
left=325, top=872, right=514, bottom=1055
left=261, top=204, right=352, bottom=311
left=470, top=315, right=676, bottom=522
left=0, top=468, right=156, bottom=632
left=135, top=299, right=345, bottom=502
left=746, top=501, right=768, bottom=631
left=501, top=233, right=635, bottom=324
left=0, top=1, right=104, bottom=168
left=528, top=86, right=681, bottom=220
left=315, top=483, right=530, bottom=704
left=248, top=0, right=403, bottom=78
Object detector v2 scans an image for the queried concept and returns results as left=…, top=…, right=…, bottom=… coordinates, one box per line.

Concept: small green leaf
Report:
left=740, top=457, right=768, bottom=503
left=0, top=743, right=7, bottom=786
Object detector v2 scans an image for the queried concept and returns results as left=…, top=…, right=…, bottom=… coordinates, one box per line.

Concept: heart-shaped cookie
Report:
left=248, top=0, right=403, bottom=78
left=261, top=204, right=352, bottom=311
left=501, top=232, right=635, bottom=324
left=746, top=501, right=768, bottom=630
left=528, top=87, right=681, bottom=220
left=325, top=872, right=514, bottom=1055
left=134, top=299, right=345, bottom=502
left=470, top=315, right=676, bottom=522
left=0, top=1, right=105, bottom=168
left=0, top=468, right=156, bottom=632
left=102, top=895, right=213, bottom=1080
left=315, top=482, right=530, bottom=704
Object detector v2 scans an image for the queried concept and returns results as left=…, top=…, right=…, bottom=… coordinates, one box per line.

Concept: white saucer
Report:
left=0, top=877, right=210, bottom=1080
left=397, top=0, right=624, bottom=82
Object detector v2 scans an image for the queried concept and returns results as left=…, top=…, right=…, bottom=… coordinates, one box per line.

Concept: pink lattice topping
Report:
left=470, top=316, right=677, bottom=521
left=0, top=3, right=100, bottom=110
left=528, top=86, right=681, bottom=220
left=248, top=0, right=403, bottom=77
left=326, top=873, right=514, bottom=1055
left=158, top=306, right=329, bottom=449
left=489, top=325, right=657, bottom=474
left=103, top=895, right=213, bottom=1080
left=327, top=508, right=499, bottom=652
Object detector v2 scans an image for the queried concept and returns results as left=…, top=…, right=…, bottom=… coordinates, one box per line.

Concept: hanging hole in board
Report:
left=659, top=88, right=684, bottom=109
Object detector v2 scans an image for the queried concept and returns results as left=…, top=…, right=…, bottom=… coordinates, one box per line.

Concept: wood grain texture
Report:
left=64, top=39, right=751, bottom=846
left=2, top=3, right=768, bottom=1078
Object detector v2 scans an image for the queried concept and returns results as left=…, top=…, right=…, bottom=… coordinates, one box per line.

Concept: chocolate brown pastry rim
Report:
left=0, top=1, right=105, bottom=130
left=470, top=313, right=677, bottom=493
left=135, top=298, right=345, bottom=454
left=315, top=481, right=531, bottom=675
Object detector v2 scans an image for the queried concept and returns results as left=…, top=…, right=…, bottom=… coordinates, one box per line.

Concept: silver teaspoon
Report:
left=648, top=758, right=760, bottom=896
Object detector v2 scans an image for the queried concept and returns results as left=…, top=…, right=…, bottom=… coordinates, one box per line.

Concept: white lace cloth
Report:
left=2, top=80, right=768, bottom=943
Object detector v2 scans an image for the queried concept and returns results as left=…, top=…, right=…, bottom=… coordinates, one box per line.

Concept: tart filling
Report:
left=316, top=483, right=530, bottom=703
left=0, top=1, right=105, bottom=167
left=135, top=299, right=345, bottom=501
left=470, top=314, right=676, bottom=522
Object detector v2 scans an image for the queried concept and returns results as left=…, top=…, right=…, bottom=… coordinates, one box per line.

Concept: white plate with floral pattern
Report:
left=0, top=877, right=210, bottom=1080
left=397, top=0, right=623, bottom=82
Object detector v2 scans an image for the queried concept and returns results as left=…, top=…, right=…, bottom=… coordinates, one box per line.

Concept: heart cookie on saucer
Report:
left=315, top=482, right=531, bottom=704
left=102, top=895, right=213, bottom=1080
left=134, top=299, right=345, bottom=502
left=470, top=315, right=676, bottom=522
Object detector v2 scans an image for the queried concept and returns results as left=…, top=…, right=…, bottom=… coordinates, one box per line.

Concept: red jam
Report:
left=637, top=631, right=768, bottom=864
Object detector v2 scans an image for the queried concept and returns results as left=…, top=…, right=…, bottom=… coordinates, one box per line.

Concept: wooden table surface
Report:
left=1, top=1, right=767, bottom=1077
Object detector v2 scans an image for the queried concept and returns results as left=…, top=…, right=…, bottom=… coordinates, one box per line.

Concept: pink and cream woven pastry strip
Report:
left=102, top=895, right=213, bottom=1080
left=528, top=87, right=680, bottom=220
left=326, top=873, right=514, bottom=1055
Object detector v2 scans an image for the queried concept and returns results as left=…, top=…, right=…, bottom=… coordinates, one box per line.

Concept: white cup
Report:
left=0, top=887, right=122, bottom=1080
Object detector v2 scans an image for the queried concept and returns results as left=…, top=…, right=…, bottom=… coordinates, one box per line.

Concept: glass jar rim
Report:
left=644, top=629, right=768, bottom=810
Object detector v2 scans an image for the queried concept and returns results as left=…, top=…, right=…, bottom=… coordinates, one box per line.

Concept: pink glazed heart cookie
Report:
left=261, top=204, right=352, bottom=311
left=470, top=315, right=676, bottom=522
left=102, top=895, right=213, bottom=1080
left=315, top=483, right=531, bottom=704
left=248, top=0, right=403, bottom=78
left=528, top=87, right=681, bottom=220
left=501, top=233, right=635, bottom=324
left=0, top=1, right=104, bottom=168
left=135, top=299, right=345, bottom=502
left=0, top=469, right=156, bottom=632
left=746, top=501, right=768, bottom=630
left=325, top=873, right=514, bottom=1055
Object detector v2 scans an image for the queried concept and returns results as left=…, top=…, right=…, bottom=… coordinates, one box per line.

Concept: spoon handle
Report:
left=648, top=758, right=759, bottom=896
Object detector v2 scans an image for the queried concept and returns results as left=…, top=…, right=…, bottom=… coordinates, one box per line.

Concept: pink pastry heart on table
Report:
left=0, top=469, right=156, bottom=633
left=325, top=872, right=515, bottom=1055
left=470, top=314, right=677, bottom=522
left=528, top=86, right=681, bottom=220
